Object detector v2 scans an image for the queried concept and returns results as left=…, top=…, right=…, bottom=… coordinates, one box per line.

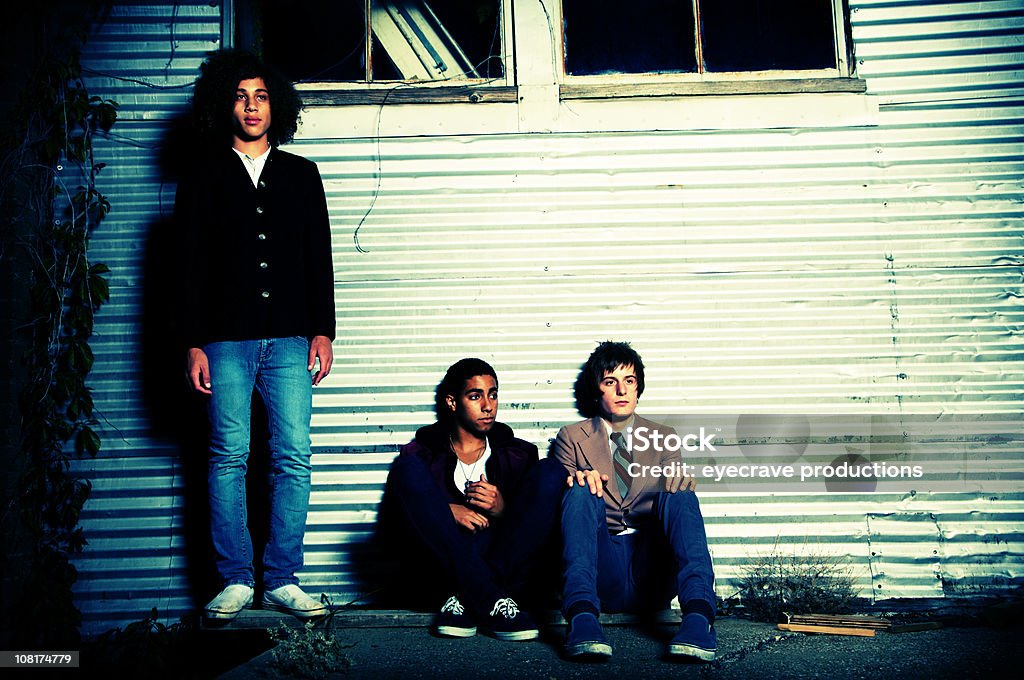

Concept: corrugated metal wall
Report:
left=72, top=0, right=1024, bottom=635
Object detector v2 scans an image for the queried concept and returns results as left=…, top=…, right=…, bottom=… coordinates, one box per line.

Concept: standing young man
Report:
left=384, top=358, right=565, bottom=640
left=555, top=342, right=717, bottom=660
left=179, top=50, right=335, bottom=620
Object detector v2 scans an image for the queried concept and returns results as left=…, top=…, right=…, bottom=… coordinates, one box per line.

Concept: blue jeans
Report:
left=561, top=484, right=716, bottom=621
left=204, top=336, right=313, bottom=591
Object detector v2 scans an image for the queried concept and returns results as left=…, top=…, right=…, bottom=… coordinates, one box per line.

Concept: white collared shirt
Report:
left=232, top=145, right=271, bottom=187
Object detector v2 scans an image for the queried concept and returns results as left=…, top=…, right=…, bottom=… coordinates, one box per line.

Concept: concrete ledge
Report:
left=203, top=607, right=683, bottom=631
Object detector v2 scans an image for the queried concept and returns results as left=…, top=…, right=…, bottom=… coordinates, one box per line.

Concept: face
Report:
left=447, top=374, right=498, bottom=437
left=232, top=77, right=272, bottom=143
left=597, top=364, right=639, bottom=423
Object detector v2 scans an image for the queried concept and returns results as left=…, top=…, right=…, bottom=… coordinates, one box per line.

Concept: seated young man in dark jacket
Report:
left=384, top=358, right=564, bottom=641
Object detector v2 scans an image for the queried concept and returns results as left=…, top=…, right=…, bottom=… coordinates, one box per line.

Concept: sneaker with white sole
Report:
left=435, top=595, right=477, bottom=638
left=262, top=584, right=327, bottom=618
left=482, top=597, right=538, bottom=641
left=564, top=612, right=613, bottom=659
left=204, top=584, right=254, bottom=621
left=669, top=612, right=717, bottom=661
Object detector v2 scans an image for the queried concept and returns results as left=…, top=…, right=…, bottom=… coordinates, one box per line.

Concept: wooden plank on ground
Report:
left=778, top=623, right=877, bottom=637
left=787, top=613, right=891, bottom=630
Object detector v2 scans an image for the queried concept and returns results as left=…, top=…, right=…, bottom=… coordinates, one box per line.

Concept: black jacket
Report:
left=398, top=421, right=540, bottom=507
left=179, top=147, right=335, bottom=348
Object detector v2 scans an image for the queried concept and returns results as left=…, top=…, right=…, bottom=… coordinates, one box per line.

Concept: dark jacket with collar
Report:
left=179, top=147, right=335, bottom=348
left=397, top=421, right=539, bottom=508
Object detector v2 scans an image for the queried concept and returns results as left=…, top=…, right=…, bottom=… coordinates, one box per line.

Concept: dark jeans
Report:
left=561, top=484, right=716, bottom=621
left=385, top=455, right=565, bottom=618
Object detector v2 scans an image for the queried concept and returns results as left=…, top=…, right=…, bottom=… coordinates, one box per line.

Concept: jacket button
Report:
left=259, top=262, right=268, bottom=269
left=256, top=206, right=264, bottom=214
left=258, top=180, right=266, bottom=189
left=258, top=233, right=266, bottom=240
left=261, top=291, right=270, bottom=299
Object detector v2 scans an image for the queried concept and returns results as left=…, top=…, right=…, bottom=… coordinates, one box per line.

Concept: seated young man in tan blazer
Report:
left=554, top=341, right=717, bottom=661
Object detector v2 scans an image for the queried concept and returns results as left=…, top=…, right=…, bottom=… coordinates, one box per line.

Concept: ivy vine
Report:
left=1, top=7, right=116, bottom=645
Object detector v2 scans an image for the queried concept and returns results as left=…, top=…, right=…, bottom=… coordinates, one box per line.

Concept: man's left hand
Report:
left=465, top=479, right=505, bottom=517
left=308, top=335, right=333, bottom=386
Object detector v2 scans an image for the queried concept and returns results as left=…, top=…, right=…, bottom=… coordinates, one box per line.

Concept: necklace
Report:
left=451, top=436, right=486, bottom=484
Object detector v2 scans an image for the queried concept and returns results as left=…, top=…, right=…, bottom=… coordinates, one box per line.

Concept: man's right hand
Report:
left=187, top=348, right=212, bottom=395
left=567, top=469, right=609, bottom=498
left=449, top=504, right=489, bottom=532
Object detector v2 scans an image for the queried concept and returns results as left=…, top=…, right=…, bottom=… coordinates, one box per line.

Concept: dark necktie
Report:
left=610, top=431, right=632, bottom=498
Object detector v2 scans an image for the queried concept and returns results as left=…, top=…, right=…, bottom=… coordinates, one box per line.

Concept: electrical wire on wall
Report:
left=352, top=4, right=511, bottom=253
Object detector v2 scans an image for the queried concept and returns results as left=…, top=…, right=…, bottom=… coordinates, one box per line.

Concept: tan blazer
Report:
left=552, top=415, right=680, bottom=534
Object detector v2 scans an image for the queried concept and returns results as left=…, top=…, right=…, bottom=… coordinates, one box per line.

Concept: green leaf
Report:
left=68, top=340, right=94, bottom=373
left=75, top=426, right=100, bottom=457
left=89, top=272, right=109, bottom=307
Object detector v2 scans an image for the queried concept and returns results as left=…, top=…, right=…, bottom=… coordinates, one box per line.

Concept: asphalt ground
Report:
left=217, top=611, right=1020, bottom=680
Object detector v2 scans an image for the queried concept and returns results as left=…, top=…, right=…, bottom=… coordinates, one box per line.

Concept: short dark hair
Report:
left=190, top=49, right=302, bottom=148
left=574, top=341, right=646, bottom=418
left=435, top=358, right=499, bottom=422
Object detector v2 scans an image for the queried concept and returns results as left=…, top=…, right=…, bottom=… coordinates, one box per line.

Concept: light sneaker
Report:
left=204, top=584, right=254, bottom=620
left=262, top=584, right=328, bottom=618
left=435, top=595, right=477, bottom=638
left=482, top=597, right=538, bottom=641
left=668, top=612, right=717, bottom=661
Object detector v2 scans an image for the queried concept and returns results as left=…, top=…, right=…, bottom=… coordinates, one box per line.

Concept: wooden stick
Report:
left=778, top=623, right=877, bottom=637
left=788, top=614, right=890, bottom=629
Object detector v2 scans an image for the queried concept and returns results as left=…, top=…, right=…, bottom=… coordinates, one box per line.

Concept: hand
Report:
left=186, top=348, right=212, bottom=395
left=567, top=469, right=609, bottom=497
left=308, top=335, right=333, bottom=386
left=449, top=504, right=489, bottom=532
left=666, top=471, right=698, bottom=493
left=465, top=479, right=505, bottom=517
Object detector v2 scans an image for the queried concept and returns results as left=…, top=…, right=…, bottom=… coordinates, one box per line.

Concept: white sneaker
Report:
left=204, top=584, right=254, bottom=620
left=262, top=584, right=327, bottom=618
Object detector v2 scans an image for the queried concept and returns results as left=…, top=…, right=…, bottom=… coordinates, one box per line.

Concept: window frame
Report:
left=225, top=0, right=518, bottom=105
left=557, top=0, right=864, bottom=100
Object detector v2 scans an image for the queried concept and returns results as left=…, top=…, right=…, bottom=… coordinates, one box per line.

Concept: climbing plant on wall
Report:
left=0, top=3, right=116, bottom=645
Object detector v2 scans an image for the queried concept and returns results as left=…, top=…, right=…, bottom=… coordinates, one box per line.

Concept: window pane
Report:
left=252, top=0, right=502, bottom=82
left=370, top=0, right=502, bottom=80
left=259, top=0, right=366, bottom=82
left=701, top=0, right=836, bottom=72
left=370, top=38, right=403, bottom=81
left=563, top=0, right=697, bottom=76
left=428, top=0, right=504, bottom=79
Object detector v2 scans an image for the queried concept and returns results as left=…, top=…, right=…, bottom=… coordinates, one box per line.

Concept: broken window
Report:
left=235, top=0, right=505, bottom=83
left=562, top=0, right=845, bottom=77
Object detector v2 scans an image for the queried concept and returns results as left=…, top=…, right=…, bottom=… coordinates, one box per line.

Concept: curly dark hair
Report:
left=435, top=358, right=498, bottom=422
left=190, top=49, right=302, bottom=147
left=574, top=341, right=646, bottom=418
